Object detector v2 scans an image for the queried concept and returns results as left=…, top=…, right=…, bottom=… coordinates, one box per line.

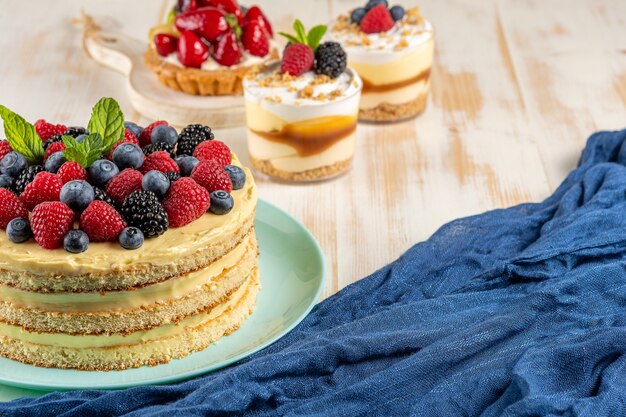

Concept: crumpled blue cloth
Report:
left=3, top=130, right=626, bottom=417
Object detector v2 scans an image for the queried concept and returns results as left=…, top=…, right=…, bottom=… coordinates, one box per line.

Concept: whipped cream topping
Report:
left=161, top=40, right=277, bottom=70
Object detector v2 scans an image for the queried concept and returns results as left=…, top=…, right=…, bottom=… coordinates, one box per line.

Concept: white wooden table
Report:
left=0, top=0, right=625, bottom=305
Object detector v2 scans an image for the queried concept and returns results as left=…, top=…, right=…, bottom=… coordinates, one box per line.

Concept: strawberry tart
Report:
left=0, top=98, right=259, bottom=370
left=145, top=0, right=279, bottom=96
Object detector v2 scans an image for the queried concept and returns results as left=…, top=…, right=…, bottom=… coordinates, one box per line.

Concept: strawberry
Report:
left=175, top=7, right=230, bottom=42
left=139, top=121, right=167, bottom=148
left=0, top=141, right=12, bottom=161
left=177, top=0, right=197, bottom=13
left=0, top=188, right=28, bottom=229
left=154, top=33, right=179, bottom=57
left=242, top=19, right=270, bottom=57
left=20, top=172, right=63, bottom=211
left=44, top=142, right=66, bottom=161
left=109, top=129, right=140, bottom=159
left=360, top=4, right=395, bottom=34
left=205, top=0, right=244, bottom=25
left=191, top=159, right=232, bottom=193
left=211, top=31, right=242, bottom=67
left=163, top=177, right=209, bottom=227
left=193, top=140, right=232, bottom=166
left=140, top=151, right=180, bottom=174
left=57, top=162, right=88, bottom=184
left=177, top=31, right=210, bottom=68
left=105, top=169, right=143, bottom=205
left=80, top=201, right=127, bottom=242
left=281, top=43, right=314, bottom=76
left=31, top=202, right=75, bottom=249
left=245, top=6, right=273, bottom=37
left=34, top=120, right=67, bottom=142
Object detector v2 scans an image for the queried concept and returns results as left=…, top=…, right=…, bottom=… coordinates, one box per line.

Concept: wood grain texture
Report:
left=0, top=0, right=623, bottom=300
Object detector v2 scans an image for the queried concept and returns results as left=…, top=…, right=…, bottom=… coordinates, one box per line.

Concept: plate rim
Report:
left=0, top=199, right=326, bottom=392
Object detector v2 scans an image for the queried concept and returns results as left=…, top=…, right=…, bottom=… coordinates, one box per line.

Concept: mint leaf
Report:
left=87, top=97, right=124, bottom=155
left=279, top=32, right=300, bottom=45
left=294, top=20, right=307, bottom=44
left=307, top=25, right=327, bottom=51
left=0, top=105, right=44, bottom=164
left=62, top=133, right=104, bottom=168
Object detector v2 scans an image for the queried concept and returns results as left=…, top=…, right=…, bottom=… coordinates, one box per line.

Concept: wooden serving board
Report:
left=82, top=22, right=245, bottom=128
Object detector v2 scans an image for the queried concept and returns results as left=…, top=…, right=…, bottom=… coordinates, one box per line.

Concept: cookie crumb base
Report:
left=359, top=93, right=428, bottom=123
left=250, top=157, right=352, bottom=182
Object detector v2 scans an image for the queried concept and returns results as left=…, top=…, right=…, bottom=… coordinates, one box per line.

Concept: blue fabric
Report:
left=3, top=130, right=626, bottom=417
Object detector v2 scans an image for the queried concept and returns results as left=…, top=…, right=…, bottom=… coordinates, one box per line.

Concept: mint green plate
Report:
left=0, top=199, right=325, bottom=400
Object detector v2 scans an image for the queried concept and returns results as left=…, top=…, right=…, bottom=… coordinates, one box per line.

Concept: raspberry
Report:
left=20, top=172, right=63, bottom=211
left=0, top=188, right=28, bottom=229
left=31, top=202, right=74, bottom=249
left=140, top=151, right=180, bottom=175
left=139, top=121, right=168, bottom=148
left=360, top=4, right=395, bottom=34
left=44, top=142, right=66, bottom=161
left=191, top=159, right=232, bottom=193
left=163, top=177, right=209, bottom=227
left=281, top=43, right=314, bottom=76
left=192, top=140, right=232, bottom=166
left=105, top=169, right=143, bottom=205
left=57, top=162, right=88, bottom=184
left=34, top=120, right=67, bottom=142
left=80, top=201, right=127, bottom=242
left=0, top=141, right=13, bottom=161
left=108, top=129, right=140, bottom=159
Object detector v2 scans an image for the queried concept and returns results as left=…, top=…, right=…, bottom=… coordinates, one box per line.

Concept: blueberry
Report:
left=389, top=5, right=405, bottom=21
left=151, top=125, right=178, bottom=147
left=60, top=180, right=95, bottom=212
left=88, top=159, right=120, bottom=187
left=112, top=143, right=145, bottom=170
left=63, top=230, right=89, bottom=253
left=366, top=0, right=388, bottom=10
left=0, top=174, right=13, bottom=189
left=6, top=218, right=32, bottom=243
left=44, top=152, right=66, bottom=173
left=75, top=134, right=88, bottom=143
left=175, top=155, right=199, bottom=177
left=209, top=190, right=234, bottom=215
left=224, top=165, right=246, bottom=190
left=119, top=226, right=144, bottom=250
left=142, top=170, right=170, bottom=198
left=350, top=7, right=367, bottom=24
left=124, top=121, right=143, bottom=138
left=0, top=152, right=27, bottom=177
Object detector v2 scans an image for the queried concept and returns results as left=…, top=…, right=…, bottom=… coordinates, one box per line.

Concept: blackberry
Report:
left=43, top=134, right=64, bottom=150
left=93, top=187, right=115, bottom=207
left=163, top=171, right=180, bottom=183
left=120, top=190, right=169, bottom=238
left=314, top=42, right=347, bottom=79
left=12, top=165, right=44, bottom=195
left=176, top=124, right=214, bottom=156
left=64, top=126, right=88, bottom=138
left=143, top=142, right=175, bottom=158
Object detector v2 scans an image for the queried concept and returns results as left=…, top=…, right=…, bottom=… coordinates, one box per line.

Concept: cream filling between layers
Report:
left=360, top=79, right=430, bottom=108
left=161, top=40, right=277, bottom=71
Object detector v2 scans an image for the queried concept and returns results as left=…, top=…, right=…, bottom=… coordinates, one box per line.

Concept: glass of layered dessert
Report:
left=243, top=21, right=362, bottom=182
left=330, top=2, right=434, bottom=123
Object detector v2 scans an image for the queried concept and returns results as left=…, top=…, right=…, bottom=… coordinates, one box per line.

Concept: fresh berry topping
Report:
left=350, top=7, right=367, bottom=24
left=314, top=42, right=347, bottom=79
left=60, top=180, right=95, bottom=212
left=44, top=152, right=67, bottom=174
left=281, top=43, right=314, bottom=76
left=178, top=30, right=210, bottom=68
left=366, top=0, right=388, bottom=10
left=207, top=0, right=244, bottom=25
left=176, top=0, right=197, bottom=13
left=389, top=5, right=405, bottom=22
left=175, top=6, right=229, bottom=42
left=176, top=124, right=214, bottom=156
left=75, top=134, right=88, bottom=143
left=12, top=165, right=44, bottom=195
left=224, top=165, right=246, bottom=190
left=154, top=33, right=179, bottom=56
left=57, top=162, right=88, bottom=184
left=245, top=6, right=273, bottom=37
left=88, top=159, right=120, bottom=188
left=64, top=127, right=88, bottom=138
left=0, top=152, right=27, bottom=177
left=140, top=151, right=180, bottom=175
left=142, top=170, right=170, bottom=199
left=209, top=190, right=234, bottom=215
left=193, top=140, right=232, bottom=166
left=120, top=191, right=169, bottom=238
left=143, top=142, right=175, bottom=158
left=139, top=121, right=168, bottom=148
left=34, top=120, right=67, bottom=142
left=124, top=122, right=143, bottom=139
left=211, top=31, right=242, bottom=67
left=93, top=187, right=115, bottom=207
left=360, top=4, right=395, bottom=34
left=0, top=188, right=28, bottom=230
left=151, top=125, right=178, bottom=147
left=43, top=134, right=64, bottom=150
left=44, top=142, right=66, bottom=161
left=163, top=177, right=210, bottom=227
left=6, top=218, right=32, bottom=243
left=191, top=159, right=232, bottom=193
left=0, top=175, right=13, bottom=190
left=80, top=201, right=127, bottom=242
left=108, top=129, right=140, bottom=159
left=112, top=143, right=145, bottom=170
left=106, top=169, right=144, bottom=205
left=31, top=202, right=75, bottom=249
left=164, top=171, right=181, bottom=184
left=242, top=20, right=270, bottom=57
left=119, top=227, right=144, bottom=250
left=0, top=141, right=13, bottom=161
left=63, top=230, right=89, bottom=253
left=175, top=155, right=199, bottom=176
left=20, top=172, right=63, bottom=211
